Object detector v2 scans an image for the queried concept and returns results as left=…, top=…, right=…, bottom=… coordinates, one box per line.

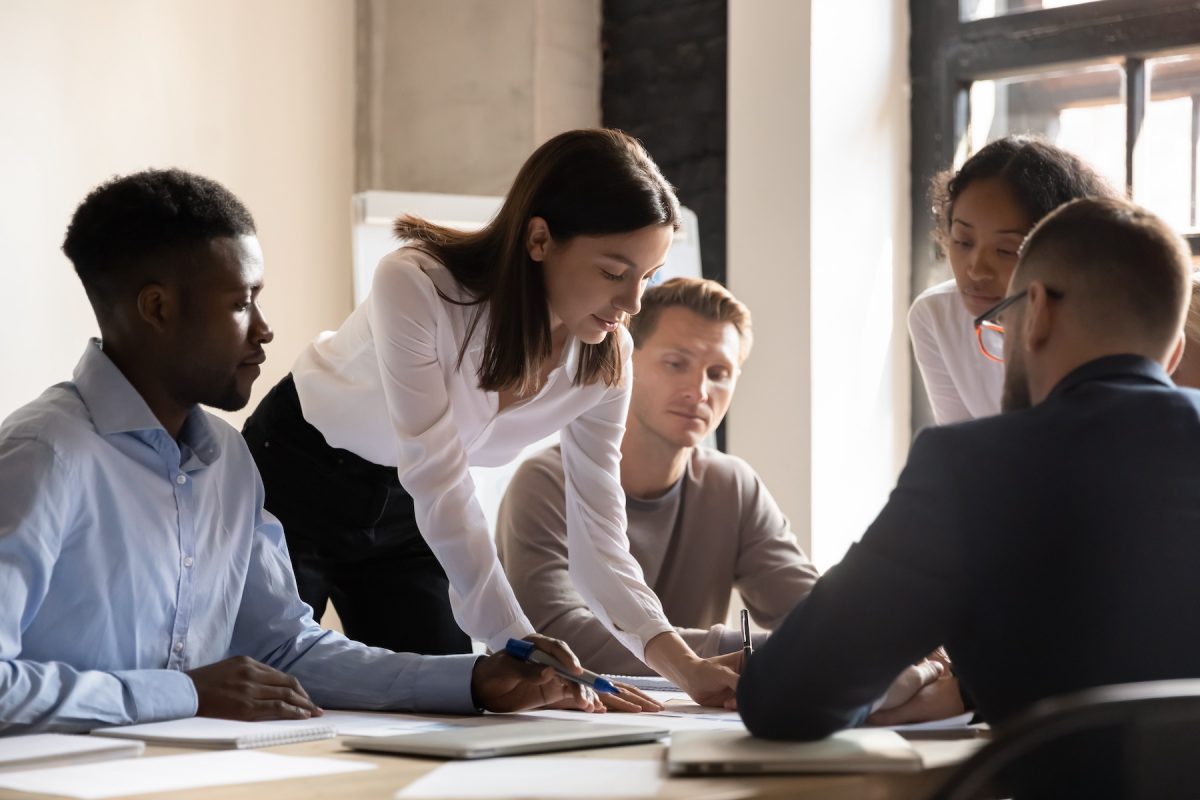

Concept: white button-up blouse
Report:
left=292, top=247, right=672, bottom=657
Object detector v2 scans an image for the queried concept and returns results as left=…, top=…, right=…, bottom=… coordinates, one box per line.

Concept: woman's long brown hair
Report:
left=393, top=128, right=681, bottom=396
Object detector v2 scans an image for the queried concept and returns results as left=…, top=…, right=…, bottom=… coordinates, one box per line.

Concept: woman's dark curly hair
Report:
left=930, top=135, right=1118, bottom=256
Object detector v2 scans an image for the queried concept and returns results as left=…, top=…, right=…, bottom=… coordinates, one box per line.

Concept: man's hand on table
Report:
left=186, top=656, right=323, bottom=721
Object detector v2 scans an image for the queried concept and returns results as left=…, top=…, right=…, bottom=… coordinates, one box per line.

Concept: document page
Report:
left=0, top=751, right=374, bottom=799
left=396, top=757, right=664, bottom=799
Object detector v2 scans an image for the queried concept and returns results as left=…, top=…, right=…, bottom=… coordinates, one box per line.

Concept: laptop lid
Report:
left=343, top=720, right=669, bottom=760
left=667, top=729, right=923, bottom=775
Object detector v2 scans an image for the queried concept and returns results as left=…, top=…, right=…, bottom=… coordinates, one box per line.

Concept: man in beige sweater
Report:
left=496, top=278, right=820, bottom=675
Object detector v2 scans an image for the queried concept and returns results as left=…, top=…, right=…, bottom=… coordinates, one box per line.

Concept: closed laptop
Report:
left=343, top=720, right=669, bottom=760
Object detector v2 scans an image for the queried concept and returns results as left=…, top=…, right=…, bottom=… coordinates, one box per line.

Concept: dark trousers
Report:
left=242, top=374, right=471, bottom=656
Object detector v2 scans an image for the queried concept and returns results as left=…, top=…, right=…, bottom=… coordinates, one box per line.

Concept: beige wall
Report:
left=728, top=0, right=911, bottom=570
left=0, top=0, right=356, bottom=427
left=355, top=0, right=601, bottom=195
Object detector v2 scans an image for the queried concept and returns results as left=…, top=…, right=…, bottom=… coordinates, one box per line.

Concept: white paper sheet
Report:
left=657, top=701, right=743, bottom=724
left=519, top=708, right=744, bottom=733
left=643, top=690, right=687, bottom=704
left=0, top=750, right=374, bottom=799
left=910, top=738, right=987, bottom=769
left=875, top=711, right=976, bottom=731
left=395, top=757, right=665, bottom=799
left=603, top=675, right=682, bottom=693
left=314, top=710, right=462, bottom=737
left=0, top=734, right=143, bottom=772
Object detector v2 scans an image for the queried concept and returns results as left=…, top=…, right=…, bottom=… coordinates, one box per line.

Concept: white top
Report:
left=907, top=279, right=1005, bottom=425
left=291, top=247, right=672, bottom=657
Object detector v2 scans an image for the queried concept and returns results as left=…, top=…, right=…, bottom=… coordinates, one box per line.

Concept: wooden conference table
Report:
left=0, top=723, right=968, bottom=800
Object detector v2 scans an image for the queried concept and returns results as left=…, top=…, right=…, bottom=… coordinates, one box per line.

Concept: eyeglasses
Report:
left=972, top=287, right=1064, bottom=363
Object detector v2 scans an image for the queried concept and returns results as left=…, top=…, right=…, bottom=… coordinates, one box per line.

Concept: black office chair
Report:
left=926, top=679, right=1200, bottom=800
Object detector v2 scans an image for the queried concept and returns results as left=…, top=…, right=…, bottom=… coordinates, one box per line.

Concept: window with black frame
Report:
left=909, top=0, right=1200, bottom=429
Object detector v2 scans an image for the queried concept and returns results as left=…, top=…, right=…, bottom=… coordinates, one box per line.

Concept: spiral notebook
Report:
left=92, top=718, right=336, bottom=749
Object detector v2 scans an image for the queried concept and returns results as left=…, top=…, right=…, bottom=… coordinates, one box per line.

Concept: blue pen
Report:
left=504, top=638, right=619, bottom=695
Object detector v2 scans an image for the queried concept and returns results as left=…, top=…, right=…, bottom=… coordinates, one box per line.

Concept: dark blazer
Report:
left=739, top=355, right=1200, bottom=741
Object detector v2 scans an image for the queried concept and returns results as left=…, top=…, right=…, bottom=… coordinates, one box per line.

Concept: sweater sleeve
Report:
left=728, top=456, right=821, bottom=629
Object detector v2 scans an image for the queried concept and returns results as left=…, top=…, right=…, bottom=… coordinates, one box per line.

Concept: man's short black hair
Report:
left=62, top=168, right=256, bottom=307
left=1017, top=196, right=1192, bottom=353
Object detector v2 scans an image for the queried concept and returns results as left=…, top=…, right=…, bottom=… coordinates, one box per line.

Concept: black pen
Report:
left=740, top=608, right=753, bottom=663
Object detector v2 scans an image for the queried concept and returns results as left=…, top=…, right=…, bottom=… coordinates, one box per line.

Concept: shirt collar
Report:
left=73, top=339, right=222, bottom=467
left=1045, top=353, right=1172, bottom=402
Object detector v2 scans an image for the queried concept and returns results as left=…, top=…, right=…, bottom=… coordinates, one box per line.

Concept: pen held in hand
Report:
left=504, top=638, right=619, bottom=695
left=740, top=609, right=753, bottom=664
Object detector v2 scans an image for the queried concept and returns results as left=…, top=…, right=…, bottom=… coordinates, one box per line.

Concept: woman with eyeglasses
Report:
left=242, top=128, right=740, bottom=711
left=908, top=136, right=1116, bottom=424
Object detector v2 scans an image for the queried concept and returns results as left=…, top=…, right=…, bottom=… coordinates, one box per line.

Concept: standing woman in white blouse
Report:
left=908, top=136, right=1116, bottom=424
left=243, top=129, right=739, bottom=708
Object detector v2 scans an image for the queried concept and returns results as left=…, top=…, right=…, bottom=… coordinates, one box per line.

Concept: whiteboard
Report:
left=350, top=191, right=703, bottom=536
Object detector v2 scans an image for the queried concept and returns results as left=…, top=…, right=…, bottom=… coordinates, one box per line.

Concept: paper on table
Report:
left=909, top=738, right=987, bottom=769
left=644, top=690, right=686, bottom=705
left=658, top=701, right=741, bottom=722
left=874, top=711, right=975, bottom=731
left=0, top=750, right=374, bottom=799
left=0, top=734, right=143, bottom=772
left=519, top=708, right=744, bottom=733
left=603, top=674, right=683, bottom=693
left=315, top=710, right=461, bottom=738
left=395, top=758, right=664, bottom=799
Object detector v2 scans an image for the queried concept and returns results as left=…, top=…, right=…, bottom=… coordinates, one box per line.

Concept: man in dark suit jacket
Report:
left=738, top=197, right=1198, bottom=782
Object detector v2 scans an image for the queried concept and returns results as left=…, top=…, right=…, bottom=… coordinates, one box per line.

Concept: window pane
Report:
left=960, top=0, right=1101, bottom=21
left=1133, top=53, right=1200, bottom=233
left=968, top=63, right=1126, bottom=191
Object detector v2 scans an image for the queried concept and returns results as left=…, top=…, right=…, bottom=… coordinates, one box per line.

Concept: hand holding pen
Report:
left=740, top=608, right=753, bottom=667
left=505, top=637, right=617, bottom=695
left=471, top=634, right=604, bottom=714
left=504, top=636, right=663, bottom=713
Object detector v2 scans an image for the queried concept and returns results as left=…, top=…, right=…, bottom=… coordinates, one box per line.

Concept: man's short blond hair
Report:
left=628, top=277, right=753, bottom=362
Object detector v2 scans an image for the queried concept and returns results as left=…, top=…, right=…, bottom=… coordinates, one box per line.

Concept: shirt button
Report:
left=173, top=641, right=184, bottom=653
left=183, top=556, right=194, bottom=568
left=175, top=474, right=187, bottom=485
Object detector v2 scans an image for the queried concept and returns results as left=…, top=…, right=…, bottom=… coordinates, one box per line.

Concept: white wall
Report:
left=727, top=1, right=814, bottom=555
left=729, top=0, right=912, bottom=570
left=0, top=0, right=355, bottom=426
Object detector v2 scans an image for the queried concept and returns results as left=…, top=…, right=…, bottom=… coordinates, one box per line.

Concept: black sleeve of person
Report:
left=737, top=428, right=970, bottom=740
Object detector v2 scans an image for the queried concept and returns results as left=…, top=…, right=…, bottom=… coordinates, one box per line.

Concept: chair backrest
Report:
left=927, top=679, right=1200, bottom=800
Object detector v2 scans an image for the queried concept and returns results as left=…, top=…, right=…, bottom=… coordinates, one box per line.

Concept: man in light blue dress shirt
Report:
left=0, top=169, right=597, bottom=734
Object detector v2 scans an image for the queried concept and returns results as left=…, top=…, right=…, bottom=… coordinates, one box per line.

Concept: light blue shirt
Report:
left=0, top=341, right=480, bottom=734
